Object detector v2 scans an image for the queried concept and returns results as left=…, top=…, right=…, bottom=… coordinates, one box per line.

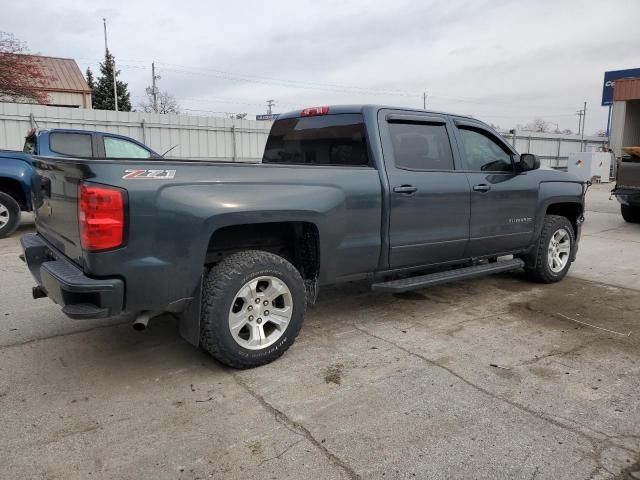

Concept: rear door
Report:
left=379, top=110, right=471, bottom=268
left=452, top=120, right=537, bottom=256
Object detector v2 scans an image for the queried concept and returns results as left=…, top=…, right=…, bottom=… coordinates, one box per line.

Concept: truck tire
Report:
left=0, top=192, right=21, bottom=239
left=200, top=250, right=306, bottom=368
left=621, top=204, right=640, bottom=223
left=525, top=214, right=575, bottom=284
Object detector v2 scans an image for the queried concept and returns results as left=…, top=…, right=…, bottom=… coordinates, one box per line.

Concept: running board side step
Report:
left=371, top=258, right=525, bottom=293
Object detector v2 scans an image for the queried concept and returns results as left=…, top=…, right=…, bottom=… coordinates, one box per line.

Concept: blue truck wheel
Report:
left=0, top=191, right=21, bottom=239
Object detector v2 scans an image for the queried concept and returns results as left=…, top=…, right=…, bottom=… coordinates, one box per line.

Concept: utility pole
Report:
left=581, top=101, right=587, bottom=152
left=266, top=99, right=275, bottom=115
left=146, top=62, right=161, bottom=113
left=103, top=18, right=118, bottom=112
left=576, top=108, right=584, bottom=137
left=423, top=91, right=427, bottom=110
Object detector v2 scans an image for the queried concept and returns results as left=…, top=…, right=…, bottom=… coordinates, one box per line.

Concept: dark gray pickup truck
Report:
left=21, top=105, right=586, bottom=368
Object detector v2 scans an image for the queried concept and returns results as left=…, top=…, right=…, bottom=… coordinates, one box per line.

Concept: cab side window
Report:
left=49, top=132, right=93, bottom=157
left=458, top=127, right=513, bottom=172
left=389, top=122, right=454, bottom=171
left=104, top=136, right=151, bottom=159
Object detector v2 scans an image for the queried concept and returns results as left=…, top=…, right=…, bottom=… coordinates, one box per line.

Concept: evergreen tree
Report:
left=85, top=67, right=95, bottom=90
left=92, top=50, right=131, bottom=111
left=85, top=67, right=95, bottom=108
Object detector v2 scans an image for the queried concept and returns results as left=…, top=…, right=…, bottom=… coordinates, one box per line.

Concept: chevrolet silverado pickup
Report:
left=21, top=105, right=587, bottom=368
left=0, top=128, right=159, bottom=238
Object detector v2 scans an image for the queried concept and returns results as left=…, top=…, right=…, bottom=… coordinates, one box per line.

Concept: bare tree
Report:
left=0, top=32, right=51, bottom=104
left=137, top=90, right=179, bottom=114
left=522, top=118, right=550, bottom=133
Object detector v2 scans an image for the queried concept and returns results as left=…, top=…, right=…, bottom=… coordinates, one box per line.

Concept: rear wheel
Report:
left=621, top=204, right=640, bottom=223
left=525, top=215, right=575, bottom=283
left=200, top=250, right=306, bottom=368
left=0, top=192, right=21, bottom=239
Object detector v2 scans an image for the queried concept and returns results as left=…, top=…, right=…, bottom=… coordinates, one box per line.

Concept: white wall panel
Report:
left=0, top=102, right=608, bottom=167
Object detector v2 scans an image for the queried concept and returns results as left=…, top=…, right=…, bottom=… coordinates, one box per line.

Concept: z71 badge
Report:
left=122, top=169, right=176, bottom=180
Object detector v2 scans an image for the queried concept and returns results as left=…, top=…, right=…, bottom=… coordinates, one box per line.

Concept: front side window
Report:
left=49, top=132, right=93, bottom=157
left=262, top=114, right=369, bottom=166
left=389, top=122, right=454, bottom=170
left=104, top=137, right=151, bottom=159
left=458, top=128, right=513, bottom=172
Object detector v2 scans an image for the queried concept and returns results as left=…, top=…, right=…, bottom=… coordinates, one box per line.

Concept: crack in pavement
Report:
left=514, top=339, right=599, bottom=367
left=231, top=372, right=361, bottom=480
left=352, top=324, right=640, bottom=473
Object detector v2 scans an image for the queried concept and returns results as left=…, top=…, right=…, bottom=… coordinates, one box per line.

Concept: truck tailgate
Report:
left=31, top=156, right=85, bottom=264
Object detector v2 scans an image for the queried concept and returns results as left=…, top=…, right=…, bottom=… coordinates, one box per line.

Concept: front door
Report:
left=452, top=122, right=537, bottom=256
left=380, top=112, right=471, bottom=269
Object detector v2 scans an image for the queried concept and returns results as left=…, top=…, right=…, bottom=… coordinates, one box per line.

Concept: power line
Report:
left=78, top=57, right=496, bottom=103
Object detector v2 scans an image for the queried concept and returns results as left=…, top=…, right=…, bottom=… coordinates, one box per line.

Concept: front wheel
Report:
left=525, top=215, right=575, bottom=283
left=200, top=250, right=306, bottom=368
left=0, top=192, right=21, bottom=239
left=621, top=204, right=640, bottom=223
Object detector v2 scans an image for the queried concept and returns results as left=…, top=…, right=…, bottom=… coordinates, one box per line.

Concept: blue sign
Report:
left=602, top=68, right=640, bottom=106
left=256, top=114, right=280, bottom=121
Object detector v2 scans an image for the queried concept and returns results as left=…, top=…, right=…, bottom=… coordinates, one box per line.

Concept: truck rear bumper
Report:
left=20, top=233, right=124, bottom=319
left=612, top=187, right=640, bottom=207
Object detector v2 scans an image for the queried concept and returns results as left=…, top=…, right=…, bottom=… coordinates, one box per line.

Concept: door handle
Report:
left=473, top=184, right=491, bottom=192
left=393, top=185, right=418, bottom=194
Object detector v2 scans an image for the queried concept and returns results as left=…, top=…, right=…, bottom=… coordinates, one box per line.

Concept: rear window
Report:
left=262, top=114, right=369, bottom=166
left=49, top=132, right=93, bottom=157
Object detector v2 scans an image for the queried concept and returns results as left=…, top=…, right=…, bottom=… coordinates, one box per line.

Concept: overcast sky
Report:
left=1, top=0, right=639, bottom=133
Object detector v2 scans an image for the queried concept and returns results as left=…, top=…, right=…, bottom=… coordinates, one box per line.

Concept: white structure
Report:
left=610, top=100, right=640, bottom=159
left=499, top=131, right=609, bottom=169
left=0, top=102, right=609, bottom=166
left=0, top=102, right=271, bottom=162
left=567, top=152, right=612, bottom=183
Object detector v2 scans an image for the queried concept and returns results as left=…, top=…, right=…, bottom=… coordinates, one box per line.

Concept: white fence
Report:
left=499, top=131, right=608, bottom=169
left=0, top=103, right=272, bottom=162
left=0, top=102, right=608, bottom=168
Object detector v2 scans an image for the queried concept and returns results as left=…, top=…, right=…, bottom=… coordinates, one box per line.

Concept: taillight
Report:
left=78, top=184, right=125, bottom=251
left=301, top=106, right=329, bottom=117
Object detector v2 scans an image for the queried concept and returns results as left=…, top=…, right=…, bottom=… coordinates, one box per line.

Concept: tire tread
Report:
left=525, top=214, right=574, bottom=284
left=0, top=192, right=21, bottom=239
left=200, top=250, right=305, bottom=369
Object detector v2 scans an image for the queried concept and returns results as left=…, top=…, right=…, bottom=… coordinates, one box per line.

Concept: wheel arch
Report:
left=204, top=220, right=321, bottom=281
left=0, top=176, right=29, bottom=210
left=544, top=202, right=583, bottom=237
left=533, top=196, right=583, bottom=239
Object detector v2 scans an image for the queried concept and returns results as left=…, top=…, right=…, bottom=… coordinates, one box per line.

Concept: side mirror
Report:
left=517, top=153, right=540, bottom=172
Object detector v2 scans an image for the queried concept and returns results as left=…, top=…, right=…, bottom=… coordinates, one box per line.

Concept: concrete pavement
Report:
left=1, top=185, right=639, bottom=479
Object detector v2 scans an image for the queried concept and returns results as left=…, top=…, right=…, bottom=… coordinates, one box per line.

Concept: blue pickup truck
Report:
left=0, top=128, right=159, bottom=238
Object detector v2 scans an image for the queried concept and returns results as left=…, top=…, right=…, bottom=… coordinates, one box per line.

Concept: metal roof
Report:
left=26, top=55, right=91, bottom=94
left=614, top=77, right=640, bottom=101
